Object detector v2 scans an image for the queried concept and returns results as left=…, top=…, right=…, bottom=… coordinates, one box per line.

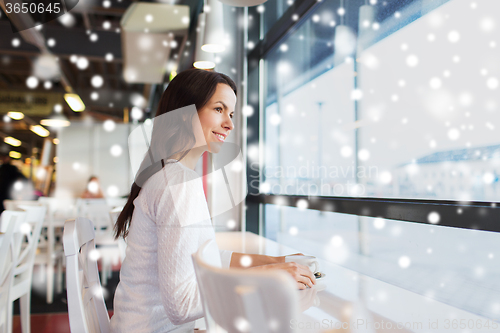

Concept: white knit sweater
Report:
left=111, top=160, right=233, bottom=333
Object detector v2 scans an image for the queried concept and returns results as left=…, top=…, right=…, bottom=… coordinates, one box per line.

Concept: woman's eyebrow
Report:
left=215, top=101, right=228, bottom=110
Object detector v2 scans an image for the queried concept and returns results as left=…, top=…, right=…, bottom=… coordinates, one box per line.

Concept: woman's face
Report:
left=196, top=83, right=236, bottom=153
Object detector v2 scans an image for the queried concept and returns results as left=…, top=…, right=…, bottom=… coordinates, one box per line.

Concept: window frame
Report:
left=244, top=0, right=500, bottom=235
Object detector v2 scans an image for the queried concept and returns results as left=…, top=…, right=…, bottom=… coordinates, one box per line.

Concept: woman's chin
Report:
left=208, top=141, right=223, bottom=153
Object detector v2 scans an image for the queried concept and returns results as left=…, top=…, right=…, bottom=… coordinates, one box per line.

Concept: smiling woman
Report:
left=110, top=68, right=316, bottom=333
left=196, top=83, right=236, bottom=154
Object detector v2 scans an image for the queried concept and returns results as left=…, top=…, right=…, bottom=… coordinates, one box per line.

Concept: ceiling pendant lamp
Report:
left=40, top=104, right=71, bottom=127
left=357, top=4, right=376, bottom=53
left=333, top=1, right=357, bottom=65
left=64, top=93, right=85, bottom=112
left=194, top=13, right=216, bottom=69
left=333, top=25, right=356, bottom=58
left=201, top=0, right=226, bottom=53
left=4, top=136, right=21, bottom=147
left=218, top=0, right=268, bottom=6
left=7, top=111, right=24, bottom=120
left=30, top=125, right=50, bottom=137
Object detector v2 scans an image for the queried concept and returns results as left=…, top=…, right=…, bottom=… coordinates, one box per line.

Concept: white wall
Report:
left=56, top=122, right=132, bottom=199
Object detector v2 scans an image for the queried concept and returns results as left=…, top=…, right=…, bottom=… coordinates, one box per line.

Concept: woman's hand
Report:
left=275, top=253, right=305, bottom=263
left=248, top=262, right=316, bottom=290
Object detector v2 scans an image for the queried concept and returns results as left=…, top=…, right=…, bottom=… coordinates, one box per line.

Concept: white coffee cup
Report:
left=285, top=255, right=319, bottom=273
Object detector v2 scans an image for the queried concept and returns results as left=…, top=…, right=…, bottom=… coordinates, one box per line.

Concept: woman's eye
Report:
left=215, top=107, right=223, bottom=112
left=230, top=114, right=234, bottom=119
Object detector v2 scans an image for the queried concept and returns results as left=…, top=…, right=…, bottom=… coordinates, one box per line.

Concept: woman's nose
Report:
left=224, top=115, right=234, bottom=131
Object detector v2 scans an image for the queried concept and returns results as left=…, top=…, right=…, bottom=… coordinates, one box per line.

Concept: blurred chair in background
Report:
left=0, top=211, right=26, bottom=333
left=4, top=199, right=65, bottom=304
left=77, top=199, right=120, bottom=286
left=37, top=196, right=69, bottom=302
left=1, top=205, right=45, bottom=333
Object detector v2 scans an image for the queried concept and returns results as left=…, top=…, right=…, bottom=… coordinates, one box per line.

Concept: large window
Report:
left=261, top=0, right=500, bottom=201
left=356, top=0, right=500, bottom=201
left=248, top=0, right=500, bottom=324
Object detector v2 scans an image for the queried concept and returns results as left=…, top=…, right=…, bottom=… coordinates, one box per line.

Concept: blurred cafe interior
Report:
left=1, top=0, right=500, bottom=332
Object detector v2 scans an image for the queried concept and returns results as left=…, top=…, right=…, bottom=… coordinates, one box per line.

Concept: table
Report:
left=202, top=231, right=498, bottom=333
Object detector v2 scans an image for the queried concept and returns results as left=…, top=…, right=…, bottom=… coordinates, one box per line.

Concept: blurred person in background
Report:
left=0, top=154, right=28, bottom=212
left=81, top=175, right=105, bottom=199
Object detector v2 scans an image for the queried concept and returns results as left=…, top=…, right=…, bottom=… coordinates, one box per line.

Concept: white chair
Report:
left=63, top=218, right=110, bottom=333
left=37, top=197, right=66, bottom=303
left=0, top=211, right=26, bottom=333
left=77, top=199, right=120, bottom=286
left=76, top=199, right=112, bottom=234
left=6, top=205, right=46, bottom=333
left=4, top=199, right=64, bottom=304
left=192, top=240, right=300, bottom=333
left=105, top=198, right=127, bottom=210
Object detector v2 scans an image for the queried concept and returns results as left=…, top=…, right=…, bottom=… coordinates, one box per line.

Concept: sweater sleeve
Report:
left=155, top=169, right=213, bottom=325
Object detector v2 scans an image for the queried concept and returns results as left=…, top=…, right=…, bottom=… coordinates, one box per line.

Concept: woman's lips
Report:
left=213, top=132, right=225, bottom=142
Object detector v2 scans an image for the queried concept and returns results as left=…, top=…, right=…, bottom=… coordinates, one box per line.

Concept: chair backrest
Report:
left=39, top=196, right=77, bottom=218
left=192, top=240, right=299, bottom=333
left=3, top=200, right=41, bottom=211
left=11, top=205, right=47, bottom=285
left=77, top=199, right=113, bottom=233
left=0, top=211, right=27, bottom=331
left=63, top=218, right=110, bottom=333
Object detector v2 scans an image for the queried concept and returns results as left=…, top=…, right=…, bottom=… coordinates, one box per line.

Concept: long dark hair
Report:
left=114, top=69, right=237, bottom=239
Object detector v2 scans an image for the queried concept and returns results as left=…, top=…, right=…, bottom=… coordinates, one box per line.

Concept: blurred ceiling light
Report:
left=30, top=125, right=50, bottom=137
left=194, top=13, right=215, bottom=69
left=9, top=151, right=21, bottom=159
left=201, top=0, right=226, bottom=53
left=53, top=138, right=59, bottom=144
left=4, top=136, right=21, bottom=147
left=64, top=93, right=85, bottom=112
left=40, top=107, right=71, bottom=127
left=218, top=0, right=268, bottom=6
left=7, top=111, right=24, bottom=120
left=193, top=60, right=215, bottom=70
left=40, top=114, right=71, bottom=127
